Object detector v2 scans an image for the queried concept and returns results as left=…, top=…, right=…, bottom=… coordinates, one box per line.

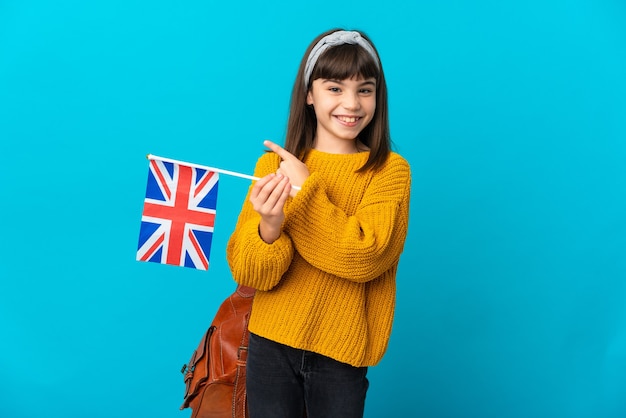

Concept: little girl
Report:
left=227, top=28, right=411, bottom=418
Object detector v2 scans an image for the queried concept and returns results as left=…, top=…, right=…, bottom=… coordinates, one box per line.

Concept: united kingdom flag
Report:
left=137, top=158, right=218, bottom=270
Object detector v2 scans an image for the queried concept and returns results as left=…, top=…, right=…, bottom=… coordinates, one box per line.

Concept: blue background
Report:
left=1, top=1, right=625, bottom=417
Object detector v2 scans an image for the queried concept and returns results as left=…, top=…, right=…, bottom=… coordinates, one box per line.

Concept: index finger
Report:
left=264, top=140, right=295, bottom=160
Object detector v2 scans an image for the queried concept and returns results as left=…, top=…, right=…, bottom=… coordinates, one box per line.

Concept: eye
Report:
left=359, top=88, right=374, bottom=94
left=328, top=87, right=341, bottom=93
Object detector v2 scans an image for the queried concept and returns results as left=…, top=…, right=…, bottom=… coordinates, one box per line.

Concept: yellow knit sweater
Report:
left=226, top=149, right=411, bottom=367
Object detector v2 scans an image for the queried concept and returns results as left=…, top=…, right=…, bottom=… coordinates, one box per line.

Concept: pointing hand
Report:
left=264, top=140, right=309, bottom=196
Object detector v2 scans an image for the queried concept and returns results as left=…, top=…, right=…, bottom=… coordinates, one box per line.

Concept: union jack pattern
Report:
left=137, top=159, right=218, bottom=270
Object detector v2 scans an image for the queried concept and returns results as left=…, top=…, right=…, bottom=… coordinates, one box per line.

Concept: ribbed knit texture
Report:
left=226, top=149, right=411, bottom=367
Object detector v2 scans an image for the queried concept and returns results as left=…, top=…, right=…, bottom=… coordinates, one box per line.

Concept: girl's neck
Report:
left=313, top=138, right=368, bottom=154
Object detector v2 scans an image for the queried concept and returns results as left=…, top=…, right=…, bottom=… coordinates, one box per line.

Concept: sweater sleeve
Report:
left=284, top=155, right=411, bottom=283
left=226, top=153, right=295, bottom=291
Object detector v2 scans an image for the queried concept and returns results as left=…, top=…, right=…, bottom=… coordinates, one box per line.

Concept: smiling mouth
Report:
left=336, top=116, right=361, bottom=123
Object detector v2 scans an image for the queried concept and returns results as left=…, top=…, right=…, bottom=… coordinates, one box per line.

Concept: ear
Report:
left=306, top=90, right=314, bottom=106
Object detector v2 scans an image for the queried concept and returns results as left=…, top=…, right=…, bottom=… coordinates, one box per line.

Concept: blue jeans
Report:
left=246, top=333, right=369, bottom=418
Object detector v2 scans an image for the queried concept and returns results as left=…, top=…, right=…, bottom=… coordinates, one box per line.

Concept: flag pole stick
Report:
left=148, top=154, right=259, bottom=181
left=147, top=154, right=301, bottom=190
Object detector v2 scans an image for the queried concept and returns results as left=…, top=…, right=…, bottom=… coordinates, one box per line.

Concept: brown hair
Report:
left=284, top=29, right=391, bottom=172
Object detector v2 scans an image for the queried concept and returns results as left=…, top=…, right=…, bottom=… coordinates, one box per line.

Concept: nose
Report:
left=342, top=92, right=361, bottom=110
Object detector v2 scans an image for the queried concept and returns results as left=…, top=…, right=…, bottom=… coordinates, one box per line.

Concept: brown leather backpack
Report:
left=180, top=285, right=255, bottom=418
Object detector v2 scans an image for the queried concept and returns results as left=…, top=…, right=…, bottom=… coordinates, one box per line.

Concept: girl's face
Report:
left=306, top=76, right=376, bottom=151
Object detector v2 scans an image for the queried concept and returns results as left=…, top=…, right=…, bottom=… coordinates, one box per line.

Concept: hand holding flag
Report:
left=136, top=149, right=301, bottom=270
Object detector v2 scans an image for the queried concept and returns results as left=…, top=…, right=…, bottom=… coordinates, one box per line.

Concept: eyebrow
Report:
left=322, top=78, right=377, bottom=87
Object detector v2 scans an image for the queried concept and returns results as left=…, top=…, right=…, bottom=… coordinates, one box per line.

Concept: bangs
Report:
left=309, top=44, right=379, bottom=85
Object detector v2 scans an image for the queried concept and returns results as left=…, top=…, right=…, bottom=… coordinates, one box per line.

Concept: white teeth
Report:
left=339, top=116, right=358, bottom=123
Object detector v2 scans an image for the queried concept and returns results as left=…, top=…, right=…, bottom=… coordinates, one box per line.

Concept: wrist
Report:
left=258, top=220, right=281, bottom=244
